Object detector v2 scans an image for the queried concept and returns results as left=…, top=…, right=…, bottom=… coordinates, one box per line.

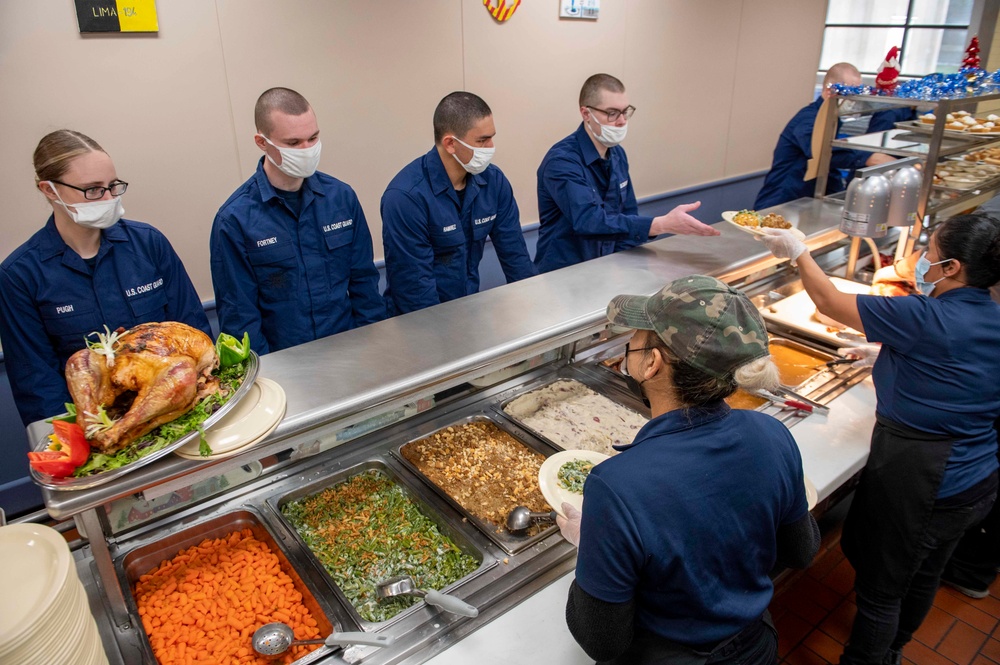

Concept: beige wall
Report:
left=0, top=0, right=828, bottom=299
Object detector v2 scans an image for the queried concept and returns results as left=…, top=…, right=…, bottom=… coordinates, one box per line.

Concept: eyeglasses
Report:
left=587, top=105, right=636, bottom=122
left=625, top=342, right=657, bottom=356
left=50, top=179, right=128, bottom=200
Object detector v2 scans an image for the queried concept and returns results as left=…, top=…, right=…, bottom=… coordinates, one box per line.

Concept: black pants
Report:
left=942, top=420, right=1000, bottom=593
left=840, top=490, right=995, bottom=665
left=600, top=613, right=776, bottom=665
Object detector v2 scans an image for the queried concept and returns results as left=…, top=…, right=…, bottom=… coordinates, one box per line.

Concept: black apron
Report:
left=841, top=414, right=954, bottom=596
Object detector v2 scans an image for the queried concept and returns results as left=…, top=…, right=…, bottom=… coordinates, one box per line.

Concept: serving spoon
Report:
left=251, top=621, right=394, bottom=659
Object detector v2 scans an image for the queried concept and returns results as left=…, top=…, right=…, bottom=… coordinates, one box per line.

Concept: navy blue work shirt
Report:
left=754, top=97, right=873, bottom=209
left=576, top=402, right=807, bottom=645
left=858, top=289, right=1000, bottom=498
left=535, top=123, right=653, bottom=273
left=380, top=147, right=536, bottom=314
left=0, top=217, right=211, bottom=426
left=211, top=158, right=385, bottom=354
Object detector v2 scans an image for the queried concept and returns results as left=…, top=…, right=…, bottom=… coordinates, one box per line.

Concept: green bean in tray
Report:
left=280, top=469, right=479, bottom=622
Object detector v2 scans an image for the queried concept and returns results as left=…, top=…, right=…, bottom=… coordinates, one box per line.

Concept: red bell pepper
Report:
left=28, top=421, right=90, bottom=478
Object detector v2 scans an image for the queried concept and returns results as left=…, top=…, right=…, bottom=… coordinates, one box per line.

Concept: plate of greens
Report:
left=538, top=449, right=609, bottom=518
left=30, top=347, right=259, bottom=491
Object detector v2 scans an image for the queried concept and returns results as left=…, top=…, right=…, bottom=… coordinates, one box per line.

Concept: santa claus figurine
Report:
left=876, top=46, right=901, bottom=93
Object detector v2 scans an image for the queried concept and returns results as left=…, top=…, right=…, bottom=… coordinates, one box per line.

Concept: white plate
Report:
left=538, top=450, right=610, bottom=518
left=805, top=475, right=818, bottom=511
left=175, top=378, right=285, bottom=459
left=0, top=524, right=72, bottom=646
left=721, top=211, right=806, bottom=240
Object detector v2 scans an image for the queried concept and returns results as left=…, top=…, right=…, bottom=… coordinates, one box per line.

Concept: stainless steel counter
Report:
left=33, top=196, right=876, bottom=665
left=33, top=197, right=848, bottom=520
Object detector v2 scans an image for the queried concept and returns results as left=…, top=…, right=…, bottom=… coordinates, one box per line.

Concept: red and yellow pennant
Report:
left=484, top=0, right=521, bottom=22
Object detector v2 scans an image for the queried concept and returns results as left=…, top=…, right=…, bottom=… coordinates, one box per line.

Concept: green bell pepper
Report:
left=216, top=332, right=251, bottom=368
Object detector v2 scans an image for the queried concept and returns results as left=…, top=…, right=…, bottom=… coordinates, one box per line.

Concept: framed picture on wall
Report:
left=74, top=0, right=158, bottom=33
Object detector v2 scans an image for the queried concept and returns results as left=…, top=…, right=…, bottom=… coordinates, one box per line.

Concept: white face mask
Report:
left=448, top=136, right=495, bottom=175
left=588, top=113, right=628, bottom=147
left=47, top=182, right=124, bottom=230
left=260, top=135, right=322, bottom=179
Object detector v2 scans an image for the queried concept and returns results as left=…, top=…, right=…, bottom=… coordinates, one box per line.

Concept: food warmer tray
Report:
left=113, top=507, right=348, bottom=665
left=391, top=414, right=561, bottom=555
left=492, top=366, right=651, bottom=452
left=759, top=278, right=869, bottom=348
left=265, top=459, right=496, bottom=632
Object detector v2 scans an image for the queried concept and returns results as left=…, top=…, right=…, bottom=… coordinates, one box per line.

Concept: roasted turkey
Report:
left=65, top=322, right=219, bottom=453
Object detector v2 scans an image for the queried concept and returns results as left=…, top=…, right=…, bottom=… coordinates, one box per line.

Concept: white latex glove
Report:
left=649, top=202, right=721, bottom=237
left=556, top=502, right=582, bottom=548
left=837, top=343, right=881, bottom=368
left=757, top=228, right=808, bottom=264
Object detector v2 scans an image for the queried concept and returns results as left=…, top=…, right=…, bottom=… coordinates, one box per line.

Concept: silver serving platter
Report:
left=30, top=351, right=260, bottom=491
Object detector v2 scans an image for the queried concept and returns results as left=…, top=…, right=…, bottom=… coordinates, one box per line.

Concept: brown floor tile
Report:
left=936, top=621, right=988, bottom=665
left=823, top=558, right=857, bottom=597
left=797, top=576, right=849, bottom=611
left=785, top=644, right=832, bottom=665
left=809, top=548, right=847, bottom=581
left=903, top=639, right=960, bottom=665
left=973, top=595, right=1000, bottom=620
left=980, top=637, right=1000, bottom=663
left=914, top=606, right=957, bottom=649
left=777, top=613, right=814, bottom=658
left=974, top=656, right=996, bottom=665
left=819, top=599, right=857, bottom=645
left=935, top=589, right=999, bottom=635
left=903, top=659, right=917, bottom=665
left=802, top=629, right=844, bottom=663
left=783, top=592, right=833, bottom=627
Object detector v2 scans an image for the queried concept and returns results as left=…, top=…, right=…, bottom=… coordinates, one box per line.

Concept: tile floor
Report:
left=771, top=515, right=999, bottom=665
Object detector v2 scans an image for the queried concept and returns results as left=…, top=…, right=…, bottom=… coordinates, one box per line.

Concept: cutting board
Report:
left=761, top=277, right=870, bottom=347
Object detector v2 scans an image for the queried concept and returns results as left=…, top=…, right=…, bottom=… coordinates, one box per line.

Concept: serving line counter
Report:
left=31, top=197, right=878, bottom=665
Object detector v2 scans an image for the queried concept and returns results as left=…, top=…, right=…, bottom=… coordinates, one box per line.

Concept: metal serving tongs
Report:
left=755, top=387, right=830, bottom=415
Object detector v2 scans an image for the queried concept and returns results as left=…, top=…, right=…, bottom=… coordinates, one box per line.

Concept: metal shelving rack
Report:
left=811, top=92, right=1000, bottom=257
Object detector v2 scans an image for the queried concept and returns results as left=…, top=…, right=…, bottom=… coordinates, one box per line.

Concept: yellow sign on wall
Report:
left=75, top=0, right=158, bottom=33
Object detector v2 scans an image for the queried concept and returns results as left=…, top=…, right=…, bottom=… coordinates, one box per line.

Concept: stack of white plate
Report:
left=0, top=523, right=108, bottom=665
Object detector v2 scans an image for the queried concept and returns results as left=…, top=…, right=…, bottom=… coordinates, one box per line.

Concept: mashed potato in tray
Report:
left=503, top=380, right=648, bottom=455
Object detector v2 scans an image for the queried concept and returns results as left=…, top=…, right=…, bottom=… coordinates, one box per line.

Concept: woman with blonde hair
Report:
left=0, top=129, right=210, bottom=426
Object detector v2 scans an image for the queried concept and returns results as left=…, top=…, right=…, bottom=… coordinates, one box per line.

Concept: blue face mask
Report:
left=914, top=254, right=952, bottom=296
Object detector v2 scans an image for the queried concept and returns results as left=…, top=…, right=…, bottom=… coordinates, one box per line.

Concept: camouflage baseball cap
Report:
left=606, top=275, right=769, bottom=379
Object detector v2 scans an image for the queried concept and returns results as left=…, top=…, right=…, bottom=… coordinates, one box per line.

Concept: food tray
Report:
left=267, top=460, right=493, bottom=630
left=894, top=119, right=1000, bottom=137
left=115, top=508, right=344, bottom=665
left=31, top=351, right=260, bottom=491
left=498, top=376, right=649, bottom=455
left=393, top=414, right=560, bottom=555
left=760, top=278, right=869, bottom=347
left=768, top=338, right=836, bottom=389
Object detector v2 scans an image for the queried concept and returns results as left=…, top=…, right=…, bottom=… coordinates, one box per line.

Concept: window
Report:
left=819, top=0, right=974, bottom=80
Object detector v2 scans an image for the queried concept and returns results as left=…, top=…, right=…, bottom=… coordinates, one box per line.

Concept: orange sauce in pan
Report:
left=725, top=389, right=768, bottom=410
left=771, top=344, right=829, bottom=387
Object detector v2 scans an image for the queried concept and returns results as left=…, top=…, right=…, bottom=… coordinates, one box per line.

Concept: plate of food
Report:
left=28, top=324, right=259, bottom=491
left=538, top=449, right=610, bottom=518
left=722, top=210, right=806, bottom=240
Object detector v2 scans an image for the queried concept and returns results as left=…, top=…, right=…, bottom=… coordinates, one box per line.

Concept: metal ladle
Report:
left=506, top=505, right=557, bottom=533
left=251, top=621, right=394, bottom=659
left=375, top=575, right=479, bottom=617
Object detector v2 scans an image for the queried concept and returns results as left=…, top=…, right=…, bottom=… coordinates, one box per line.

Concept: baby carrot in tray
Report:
left=134, top=528, right=322, bottom=665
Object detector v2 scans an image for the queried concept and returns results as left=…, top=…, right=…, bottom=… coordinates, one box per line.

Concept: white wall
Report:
left=0, top=0, right=829, bottom=298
